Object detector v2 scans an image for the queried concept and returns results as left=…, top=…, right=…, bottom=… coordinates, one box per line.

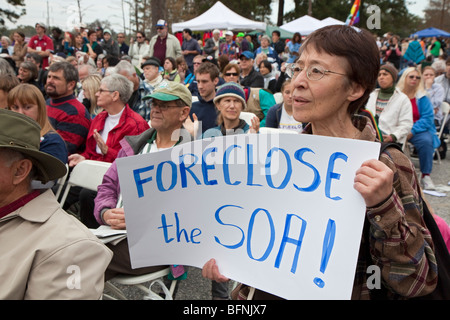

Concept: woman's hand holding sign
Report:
left=354, top=159, right=394, bottom=208
left=202, top=259, right=229, bottom=283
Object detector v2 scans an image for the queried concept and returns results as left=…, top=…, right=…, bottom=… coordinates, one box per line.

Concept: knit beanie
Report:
left=380, top=63, right=398, bottom=83
left=213, top=82, right=247, bottom=109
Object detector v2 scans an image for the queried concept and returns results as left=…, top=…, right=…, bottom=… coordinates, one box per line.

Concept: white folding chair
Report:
left=54, top=163, right=69, bottom=200
left=434, top=102, right=450, bottom=164
left=273, top=92, right=283, bottom=104
left=59, top=160, right=112, bottom=207
left=103, top=189, right=179, bottom=300
left=259, top=127, right=299, bottom=134
left=239, top=111, right=258, bottom=126
left=104, top=268, right=178, bottom=300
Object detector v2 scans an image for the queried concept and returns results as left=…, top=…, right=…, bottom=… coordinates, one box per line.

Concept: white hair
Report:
left=101, top=73, right=133, bottom=103
left=112, top=60, right=136, bottom=77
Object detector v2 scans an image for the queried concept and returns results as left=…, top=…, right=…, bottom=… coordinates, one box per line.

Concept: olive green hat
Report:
left=0, top=109, right=67, bottom=183
left=143, top=81, right=192, bottom=108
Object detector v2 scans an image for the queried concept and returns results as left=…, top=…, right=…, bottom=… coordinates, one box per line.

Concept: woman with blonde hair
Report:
left=7, top=83, right=67, bottom=165
left=82, top=74, right=103, bottom=118
left=397, top=67, right=441, bottom=190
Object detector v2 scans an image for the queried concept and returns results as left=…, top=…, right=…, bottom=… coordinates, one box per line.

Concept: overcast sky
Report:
left=2, top=0, right=427, bottom=32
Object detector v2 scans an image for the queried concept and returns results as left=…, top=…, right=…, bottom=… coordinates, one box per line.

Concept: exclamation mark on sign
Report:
left=313, top=219, right=336, bottom=288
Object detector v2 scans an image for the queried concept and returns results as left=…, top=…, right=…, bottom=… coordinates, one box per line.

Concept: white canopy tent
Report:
left=171, top=1, right=266, bottom=33
left=280, top=15, right=325, bottom=36
left=320, top=17, right=345, bottom=26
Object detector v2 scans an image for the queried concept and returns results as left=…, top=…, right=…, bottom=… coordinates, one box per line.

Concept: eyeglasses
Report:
left=156, top=27, right=164, bottom=30
left=136, top=36, right=143, bottom=39
left=408, top=75, right=421, bottom=80
left=224, top=72, right=239, bottom=77
left=286, top=64, right=346, bottom=81
left=98, top=88, right=115, bottom=94
left=151, top=102, right=180, bottom=111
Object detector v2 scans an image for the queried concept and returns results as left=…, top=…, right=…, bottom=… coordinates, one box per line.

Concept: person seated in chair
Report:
left=0, top=109, right=112, bottom=299
left=66, top=73, right=149, bottom=228
left=93, top=82, right=192, bottom=281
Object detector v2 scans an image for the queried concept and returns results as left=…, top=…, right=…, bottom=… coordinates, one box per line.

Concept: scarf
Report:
left=220, top=119, right=248, bottom=135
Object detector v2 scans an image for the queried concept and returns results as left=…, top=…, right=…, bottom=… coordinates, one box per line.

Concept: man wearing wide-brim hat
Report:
left=0, top=109, right=112, bottom=299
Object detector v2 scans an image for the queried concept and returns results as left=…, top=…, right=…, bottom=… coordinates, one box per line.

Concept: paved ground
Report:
left=104, top=139, right=450, bottom=301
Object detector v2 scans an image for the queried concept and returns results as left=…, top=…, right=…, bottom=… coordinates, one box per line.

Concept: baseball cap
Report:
left=237, top=32, right=245, bottom=37
left=240, top=51, right=254, bottom=60
left=35, top=22, right=46, bottom=30
left=225, top=31, right=234, bottom=36
left=103, top=29, right=112, bottom=35
left=143, top=81, right=192, bottom=108
left=156, top=19, right=168, bottom=27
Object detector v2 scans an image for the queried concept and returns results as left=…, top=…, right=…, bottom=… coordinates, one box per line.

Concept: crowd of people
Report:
left=0, top=18, right=449, bottom=300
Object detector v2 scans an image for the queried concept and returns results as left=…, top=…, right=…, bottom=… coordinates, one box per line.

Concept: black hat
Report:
left=141, top=57, right=161, bottom=69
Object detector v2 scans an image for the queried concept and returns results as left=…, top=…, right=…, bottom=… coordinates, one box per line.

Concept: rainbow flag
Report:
left=345, top=0, right=360, bottom=26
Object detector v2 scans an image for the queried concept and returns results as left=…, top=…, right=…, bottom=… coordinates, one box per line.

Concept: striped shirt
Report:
left=47, top=94, right=91, bottom=155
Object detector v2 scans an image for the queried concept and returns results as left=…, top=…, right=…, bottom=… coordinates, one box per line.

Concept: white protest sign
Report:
left=116, top=133, right=381, bottom=300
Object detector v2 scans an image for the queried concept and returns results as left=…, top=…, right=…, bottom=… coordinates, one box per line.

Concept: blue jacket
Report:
left=265, top=103, right=283, bottom=128
left=255, top=46, right=280, bottom=66
left=40, top=131, right=68, bottom=164
left=412, top=92, right=441, bottom=149
left=190, top=96, right=218, bottom=133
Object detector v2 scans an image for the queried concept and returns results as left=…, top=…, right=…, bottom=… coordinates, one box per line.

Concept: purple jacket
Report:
left=94, top=128, right=192, bottom=225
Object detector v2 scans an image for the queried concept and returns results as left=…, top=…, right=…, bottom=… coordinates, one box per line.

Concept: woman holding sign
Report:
left=203, top=25, right=438, bottom=300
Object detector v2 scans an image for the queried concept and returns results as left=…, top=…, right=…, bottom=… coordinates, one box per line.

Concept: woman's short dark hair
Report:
left=300, top=25, right=380, bottom=115
left=258, top=60, right=272, bottom=72
left=15, top=31, right=25, bottom=40
left=165, top=57, right=177, bottom=69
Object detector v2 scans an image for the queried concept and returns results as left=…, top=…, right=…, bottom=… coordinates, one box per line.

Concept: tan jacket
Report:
left=148, top=33, right=182, bottom=60
left=0, top=190, right=113, bottom=300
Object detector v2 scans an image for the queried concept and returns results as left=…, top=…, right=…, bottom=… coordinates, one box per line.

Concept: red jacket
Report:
left=81, top=105, right=149, bottom=163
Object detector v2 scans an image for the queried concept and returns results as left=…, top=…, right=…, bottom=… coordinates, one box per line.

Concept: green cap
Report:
left=143, top=81, right=192, bottom=108
left=237, top=32, right=245, bottom=37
